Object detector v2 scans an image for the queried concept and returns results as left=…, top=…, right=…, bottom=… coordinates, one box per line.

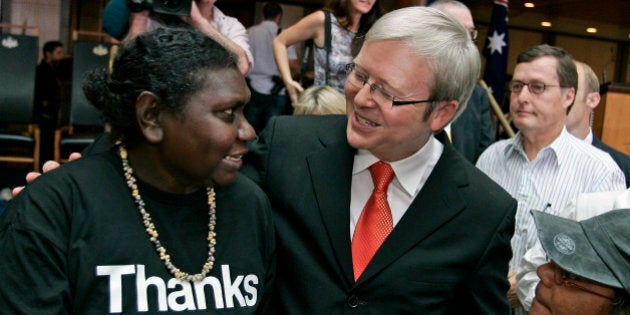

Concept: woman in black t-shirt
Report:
left=0, top=27, right=275, bottom=314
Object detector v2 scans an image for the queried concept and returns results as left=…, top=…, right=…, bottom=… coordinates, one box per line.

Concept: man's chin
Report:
left=345, top=130, right=368, bottom=151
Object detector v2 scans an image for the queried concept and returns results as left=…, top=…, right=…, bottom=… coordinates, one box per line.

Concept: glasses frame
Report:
left=508, top=80, right=567, bottom=95
left=345, top=63, right=435, bottom=107
left=551, top=264, right=615, bottom=300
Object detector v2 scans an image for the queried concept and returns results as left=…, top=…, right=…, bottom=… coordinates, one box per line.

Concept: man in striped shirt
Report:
left=515, top=60, right=630, bottom=312
left=476, top=44, right=626, bottom=315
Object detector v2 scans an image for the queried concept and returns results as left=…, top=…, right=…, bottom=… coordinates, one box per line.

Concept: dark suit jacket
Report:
left=243, top=115, right=516, bottom=314
left=592, top=136, right=630, bottom=187
left=451, top=84, right=496, bottom=163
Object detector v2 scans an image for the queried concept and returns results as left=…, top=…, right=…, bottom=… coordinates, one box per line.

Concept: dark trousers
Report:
left=244, top=88, right=288, bottom=133
left=37, top=114, right=57, bottom=168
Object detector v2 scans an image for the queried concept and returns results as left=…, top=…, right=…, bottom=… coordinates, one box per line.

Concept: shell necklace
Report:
left=119, top=145, right=217, bottom=282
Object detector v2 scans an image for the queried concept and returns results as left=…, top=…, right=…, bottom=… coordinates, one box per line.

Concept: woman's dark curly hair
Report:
left=82, top=27, right=239, bottom=144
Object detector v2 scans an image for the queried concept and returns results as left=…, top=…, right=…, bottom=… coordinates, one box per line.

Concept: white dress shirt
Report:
left=350, top=136, right=443, bottom=238
left=514, top=129, right=625, bottom=310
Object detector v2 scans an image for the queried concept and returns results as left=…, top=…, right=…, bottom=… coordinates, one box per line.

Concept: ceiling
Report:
left=467, top=0, right=630, bottom=42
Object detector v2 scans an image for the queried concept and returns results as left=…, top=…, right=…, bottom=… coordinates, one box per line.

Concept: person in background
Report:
left=292, top=85, right=346, bottom=115
left=518, top=188, right=630, bottom=312
left=12, top=7, right=516, bottom=313
left=566, top=61, right=630, bottom=186
left=116, top=0, right=252, bottom=75
left=0, top=27, right=274, bottom=313
left=429, top=0, right=495, bottom=163
left=476, top=44, right=626, bottom=314
left=529, top=203, right=630, bottom=315
left=34, top=40, right=66, bottom=167
left=273, top=0, right=384, bottom=104
left=245, top=1, right=299, bottom=132
left=246, top=7, right=516, bottom=312
left=516, top=62, right=630, bottom=312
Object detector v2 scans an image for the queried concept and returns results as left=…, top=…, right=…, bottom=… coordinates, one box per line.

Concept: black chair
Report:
left=0, top=25, right=41, bottom=171
left=54, top=31, right=116, bottom=162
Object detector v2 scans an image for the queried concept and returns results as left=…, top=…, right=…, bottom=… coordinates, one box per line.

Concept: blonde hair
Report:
left=293, top=86, right=346, bottom=115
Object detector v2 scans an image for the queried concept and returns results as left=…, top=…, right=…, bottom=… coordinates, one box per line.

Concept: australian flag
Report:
left=483, top=0, right=509, bottom=111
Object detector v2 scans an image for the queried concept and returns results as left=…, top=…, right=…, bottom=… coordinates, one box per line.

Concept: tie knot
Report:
left=369, top=161, right=395, bottom=193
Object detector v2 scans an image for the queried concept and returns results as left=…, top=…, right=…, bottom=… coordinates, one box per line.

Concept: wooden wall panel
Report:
left=594, top=83, right=630, bottom=155
left=555, top=36, right=618, bottom=84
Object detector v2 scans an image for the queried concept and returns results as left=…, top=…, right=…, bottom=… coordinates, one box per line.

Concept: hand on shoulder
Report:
left=11, top=152, right=83, bottom=196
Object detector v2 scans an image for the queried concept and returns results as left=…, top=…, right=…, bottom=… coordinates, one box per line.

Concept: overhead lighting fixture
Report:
left=541, top=21, right=552, bottom=27
left=524, top=2, right=535, bottom=8
left=586, top=27, right=598, bottom=33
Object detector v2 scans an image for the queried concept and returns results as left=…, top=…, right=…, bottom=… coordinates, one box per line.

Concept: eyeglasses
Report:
left=508, top=80, right=567, bottom=95
left=551, top=264, right=615, bottom=300
left=345, top=63, right=435, bottom=107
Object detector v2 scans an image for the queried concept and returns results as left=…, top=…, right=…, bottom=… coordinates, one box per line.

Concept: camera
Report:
left=126, top=0, right=192, bottom=16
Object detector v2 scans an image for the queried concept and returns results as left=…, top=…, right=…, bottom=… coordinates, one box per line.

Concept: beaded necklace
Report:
left=119, top=145, right=217, bottom=282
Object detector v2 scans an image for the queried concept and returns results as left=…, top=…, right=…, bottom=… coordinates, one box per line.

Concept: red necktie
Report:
left=352, top=161, right=395, bottom=281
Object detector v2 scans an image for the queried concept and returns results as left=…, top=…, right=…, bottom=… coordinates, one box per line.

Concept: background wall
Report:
left=2, top=0, right=628, bottom=87
left=6, top=0, right=61, bottom=59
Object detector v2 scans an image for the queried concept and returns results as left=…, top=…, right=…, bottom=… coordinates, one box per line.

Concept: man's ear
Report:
left=586, top=92, right=601, bottom=110
left=136, top=91, right=163, bottom=144
left=563, top=87, right=576, bottom=109
left=429, top=100, right=458, bottom=131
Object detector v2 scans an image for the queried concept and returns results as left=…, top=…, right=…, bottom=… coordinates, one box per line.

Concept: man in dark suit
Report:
left=451, top=84, right=496, bottom=163
left=15, top=7, right=517, bottom=313
left=567, top=61, right=630, bottom=186
left=243, top=7, right=516, bottom=313
left=431, top=0, right=496, bottom=163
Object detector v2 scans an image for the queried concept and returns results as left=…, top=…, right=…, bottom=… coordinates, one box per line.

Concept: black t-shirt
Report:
left=0, top=149, right=275, bottom=314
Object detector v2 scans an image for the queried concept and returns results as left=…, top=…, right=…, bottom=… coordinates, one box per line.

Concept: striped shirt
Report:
left=476, top=127, right=625, bottom=272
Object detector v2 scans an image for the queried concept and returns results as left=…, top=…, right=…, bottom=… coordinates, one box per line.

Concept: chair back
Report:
left=0, top=33, right=38, bottom=124
left=68, top=40, right=117, bottom=127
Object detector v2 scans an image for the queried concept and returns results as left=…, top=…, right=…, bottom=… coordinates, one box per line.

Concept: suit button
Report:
left=347, top=295, right=359, bottom=308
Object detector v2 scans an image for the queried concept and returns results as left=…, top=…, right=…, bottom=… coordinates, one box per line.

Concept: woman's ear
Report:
left=136, top=92, right=164, bottom=144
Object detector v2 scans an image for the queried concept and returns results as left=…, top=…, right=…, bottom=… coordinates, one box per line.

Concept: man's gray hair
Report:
left=365, top=6, right=480, bottom=121
left=429, top=0, right=470, bottom=12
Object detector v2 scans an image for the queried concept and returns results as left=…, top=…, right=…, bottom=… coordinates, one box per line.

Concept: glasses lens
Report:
left=371, top=85, right=392, bottom=107
left=530, top=83, right=545, bottom=94
left=346, top=64, right=361, bottom=88
left=345, top=63, right=392, bottom=107
left=509, top=81, right=523, bottom=93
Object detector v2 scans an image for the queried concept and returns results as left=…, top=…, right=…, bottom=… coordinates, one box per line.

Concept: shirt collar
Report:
left=352, top=136, right=443, bottom=196
left=584, top=129, right=594, bottom=144
left=505, top=127, right=574, bottom=166
left=503, top=131, right=525, bottom=158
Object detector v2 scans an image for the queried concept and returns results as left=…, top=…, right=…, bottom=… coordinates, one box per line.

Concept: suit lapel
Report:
left=355, top=143, right=469, bottom=284
left=307, top=136, right=356, bottom=285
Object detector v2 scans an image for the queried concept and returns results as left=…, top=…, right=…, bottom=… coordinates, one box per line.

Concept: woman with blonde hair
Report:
left=293, top=85, right=346, bottom=115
